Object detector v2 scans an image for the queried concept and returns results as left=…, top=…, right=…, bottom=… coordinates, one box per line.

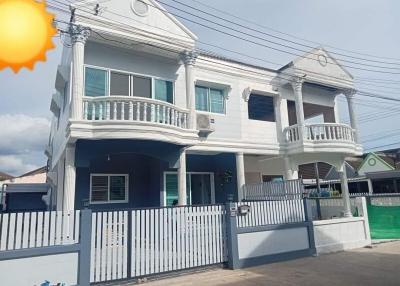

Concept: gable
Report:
left=74, top=0, right=196, bottom=46
left=324, top=162, right=357, bottom=180
left=358, top=153, right=394, bottom=176
left=285, top=48, right=354, bottom=89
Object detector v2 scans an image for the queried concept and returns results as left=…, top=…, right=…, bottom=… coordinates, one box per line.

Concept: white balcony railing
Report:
left=82, top=96, right=190, bottom=129
left=284, top=123, right=356, bottom=144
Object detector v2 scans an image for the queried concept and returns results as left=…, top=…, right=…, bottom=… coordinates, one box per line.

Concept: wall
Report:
left=313, top=217, right=371, bottom=254
left=237, top=226, right=310, bottom=260
left=0, top=253, right=78, bottom=286
left=74, top=139, right=238, bottom=209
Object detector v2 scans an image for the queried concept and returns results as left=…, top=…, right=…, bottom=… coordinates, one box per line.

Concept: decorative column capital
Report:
left=344, top=88, right=357, bottom=99
left=181, top=50, right=198, bottom=66
left=242, top=87, right=252, bottom=102
left=290, top=77, right=304, bottom=93
left=69, top=25, right=91, bottom=44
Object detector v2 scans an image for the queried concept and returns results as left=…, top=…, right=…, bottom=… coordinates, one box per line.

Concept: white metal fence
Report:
left=89, top=205, right=227, bottom=283
left=236, top=199, right=305, bottom=228
left=0, top=210, right=80, bottom=251
left=130, top=205, right=227, bottom=277
left=244, top=179, right=304, bottom=201
left=90, top=211, right=129, bottom=283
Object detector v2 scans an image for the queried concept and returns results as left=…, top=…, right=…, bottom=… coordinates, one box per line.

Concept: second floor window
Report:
left=84, top=66, right=173, bottom=104
left=195, top=86, right=225, bottom=114
left=85, top=67, right=108, bottom=97
left=248, top=94, right=275, bottom=122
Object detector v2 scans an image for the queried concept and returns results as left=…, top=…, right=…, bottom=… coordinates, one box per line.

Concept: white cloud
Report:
left=0, top=155, right=38, bottom=176
left=0, top=114, right=50, bottom=176
left=0, top=114, right=50, bottom=155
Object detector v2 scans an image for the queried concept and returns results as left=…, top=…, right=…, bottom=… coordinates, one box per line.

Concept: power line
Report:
left=52, top=0, right=400, bottom=87
left=58, top=0, right=400, bottom=74
left=49, top=1, right=400, bottom=105
left=188, top=0, right=400, bottom=63
left=165, top=0, right=400, bottom=67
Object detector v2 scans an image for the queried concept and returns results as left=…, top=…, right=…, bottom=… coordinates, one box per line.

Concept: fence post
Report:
left=316, top=198, right=322, bottom=220
left=78, top=209, right=92, bottom=286
left=303, top=199, right=316, bottom=255
left=357, top=197, right=371, bottom=243
left=225, top=202, right=240, bottom=270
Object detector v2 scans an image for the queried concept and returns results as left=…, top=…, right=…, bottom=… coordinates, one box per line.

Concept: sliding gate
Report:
left=90, top=205, right=227, bottom=283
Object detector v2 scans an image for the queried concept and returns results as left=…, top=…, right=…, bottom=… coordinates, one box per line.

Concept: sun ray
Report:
left=0, top=0, right=56, bottom=73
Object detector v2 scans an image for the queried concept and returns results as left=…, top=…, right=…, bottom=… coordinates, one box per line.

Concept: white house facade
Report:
left=46, top=0, right=362, bottom=216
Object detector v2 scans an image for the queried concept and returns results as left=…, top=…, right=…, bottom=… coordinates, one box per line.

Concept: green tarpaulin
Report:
left=368, top=204, right=400, bottom=239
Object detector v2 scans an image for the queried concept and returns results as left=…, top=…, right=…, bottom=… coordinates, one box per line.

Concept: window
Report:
left=90, top=174, right=128, bottom=203
left=110, top=71, right=129, bottom=96
left=84, top=66, right=174, bottom=103
left=85, top=67, right=108, bottom=97
left=155, top=79, right=173, bottom=103
left=195, top=86, right=225, bottom=114
left=132, top=75, right=151, bottom=98
left=248, top=94, right=275, bottom=122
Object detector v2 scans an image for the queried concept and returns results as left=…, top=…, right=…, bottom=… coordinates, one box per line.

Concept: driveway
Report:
left=131, top=241, right=400, bottom=286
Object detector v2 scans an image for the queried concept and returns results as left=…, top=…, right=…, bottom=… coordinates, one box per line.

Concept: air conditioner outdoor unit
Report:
left=196, top=113, right=215, bottom=136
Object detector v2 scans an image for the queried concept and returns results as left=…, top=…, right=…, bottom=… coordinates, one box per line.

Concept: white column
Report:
left=236, top=152, right=245, bottom=202
left=177, top=148, right=187, bottom=206
left=344, top=89, right=359, bottom=143
left=367, top=179, right=373, bottom=195
left=283, top=156, right=298, bottom=180
left=63, top=144, right=76, bottom=211
left=338, top=163, right=352, bottom=217
left=274, top=94, right=289, bottom=144
left=291, top=77, right=305, bottom=140
left=181, top=51, right=198, bottom=129
left=70, top=25, right=90, bottom=120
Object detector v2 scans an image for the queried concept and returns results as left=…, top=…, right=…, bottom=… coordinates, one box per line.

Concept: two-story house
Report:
left=46, top=0, right=362, bottom=216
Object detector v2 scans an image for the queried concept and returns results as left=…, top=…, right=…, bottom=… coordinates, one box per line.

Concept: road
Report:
left=127, top=241, right=400, bottom=286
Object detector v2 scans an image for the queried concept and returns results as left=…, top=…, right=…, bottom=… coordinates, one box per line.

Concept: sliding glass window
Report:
left=110, top=71, right=130, bottom=96
left=155, top=79, right=173, bottom=103
left=85, top=67, right=108, bottom=97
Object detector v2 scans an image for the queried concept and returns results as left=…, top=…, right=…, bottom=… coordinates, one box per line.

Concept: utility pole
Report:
left=314, top=162, right=321, bottom=195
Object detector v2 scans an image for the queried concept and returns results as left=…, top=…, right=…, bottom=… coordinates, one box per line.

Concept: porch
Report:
left=68, top=139, right=239, bottom=211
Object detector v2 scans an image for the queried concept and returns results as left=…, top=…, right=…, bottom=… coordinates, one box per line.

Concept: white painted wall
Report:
left=313, top=217, right=371, bottom=254
left=0, top=253, right=78, bottom=286
left=237, top=227, right=310, bottom=259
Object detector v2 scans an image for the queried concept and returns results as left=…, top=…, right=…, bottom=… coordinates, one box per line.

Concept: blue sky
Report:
left=0, top=0, right=399, bottom=175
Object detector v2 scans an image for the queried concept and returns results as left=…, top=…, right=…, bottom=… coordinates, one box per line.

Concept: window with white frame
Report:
left=90, top=174, right=128, bottom=203
left=84, top=66, right=174, bottom=104
left=195, top=85, right=225, bottom=114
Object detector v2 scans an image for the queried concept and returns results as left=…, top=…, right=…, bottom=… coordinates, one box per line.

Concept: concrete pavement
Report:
left=130, top=241, right=400, bottom=286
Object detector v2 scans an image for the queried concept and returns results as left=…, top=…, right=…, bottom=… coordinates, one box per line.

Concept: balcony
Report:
left=68, top=96, right=199, bottom=144
left=283, top=123, right=361, bottom=155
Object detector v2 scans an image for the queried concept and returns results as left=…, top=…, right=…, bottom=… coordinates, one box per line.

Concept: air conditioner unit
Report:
left=196, top=113, right=215, bottom=136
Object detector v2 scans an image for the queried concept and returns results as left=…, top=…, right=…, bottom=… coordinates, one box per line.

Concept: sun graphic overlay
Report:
left=0, top=0, right=57, bottom=72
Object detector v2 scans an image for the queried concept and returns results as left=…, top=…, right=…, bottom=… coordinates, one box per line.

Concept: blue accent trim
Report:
left=225, top=202, right=240, bottom=270
left=237, top=222, right=309, bottom=234
left=0, top=244, right=80, bottom=260
left=237, top=248, right=315, bottom=268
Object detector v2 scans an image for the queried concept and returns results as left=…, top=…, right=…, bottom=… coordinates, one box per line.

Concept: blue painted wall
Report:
left=74, top=139, right=237, bottom=210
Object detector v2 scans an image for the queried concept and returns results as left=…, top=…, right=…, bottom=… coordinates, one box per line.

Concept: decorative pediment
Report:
left=279, top=47, right=354, bottom=89
left=73, top=0, right=197, bottom=48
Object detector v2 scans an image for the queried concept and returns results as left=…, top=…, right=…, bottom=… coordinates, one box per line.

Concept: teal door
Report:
left=165, top=173, right=191, bottom=206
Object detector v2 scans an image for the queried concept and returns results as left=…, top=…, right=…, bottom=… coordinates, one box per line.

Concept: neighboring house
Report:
left=1, top=166, right=49, bottom=212
left=0, top=172, right=13, bottom=182
left=304, top=150, right=400, bottom=194
left=46, top=0, right=362, bottom=211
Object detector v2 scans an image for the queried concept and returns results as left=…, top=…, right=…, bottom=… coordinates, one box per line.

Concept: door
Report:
left=191, top=174, right=212, bottom=205
left=163, top=173, right=214, bottom=206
